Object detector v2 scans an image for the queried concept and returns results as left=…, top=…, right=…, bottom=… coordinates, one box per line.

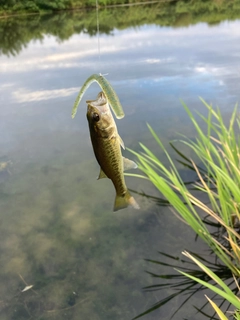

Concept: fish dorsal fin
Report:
left=123, top=157, right=138, bottom=171
left=119, top=135, right=125, bottom=149
left=98, top=168, right=108, bottom=179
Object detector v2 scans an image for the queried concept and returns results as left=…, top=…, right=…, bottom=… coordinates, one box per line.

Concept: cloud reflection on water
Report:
left=0, top=20, right=239, bottom=109
left=12, top=87, right=80, bottom=102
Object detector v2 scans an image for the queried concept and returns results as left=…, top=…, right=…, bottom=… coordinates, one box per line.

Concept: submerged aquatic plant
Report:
left=178, top=251, right=240, bottom=320
left=132, top=250, right=238, bottom=320
left=128, top=99, right=240, bottom=318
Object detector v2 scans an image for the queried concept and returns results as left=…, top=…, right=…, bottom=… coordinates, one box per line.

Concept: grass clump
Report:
left=129, top=99, right=240, bottom=318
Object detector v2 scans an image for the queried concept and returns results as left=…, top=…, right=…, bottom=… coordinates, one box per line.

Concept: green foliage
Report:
left=1, top=0, right=240, bottom=56
left=0, top=0, right=240, bottom=21
left=0, top=0, right=74, bottom=12
left=35, top=0, right=72, bottom=10
left=129, top=100, right=240, bottom=318
left=133, top=249, right=238, bottom=319
left=178, top=252, right=240, bottom=320
left=12, top=2, right=40, bottom=12
left=130, top=101, right=240, bottom=274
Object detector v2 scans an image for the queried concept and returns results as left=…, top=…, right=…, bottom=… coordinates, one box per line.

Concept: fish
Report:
left=86, top=92, right=139, bottom=212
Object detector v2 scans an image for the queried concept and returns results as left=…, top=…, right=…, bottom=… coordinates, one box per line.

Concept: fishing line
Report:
left=96, top=0, right=101, bottom=71
left=72, top=0, right=127, bottom=119
left=95, top=0, right=108, bottom=77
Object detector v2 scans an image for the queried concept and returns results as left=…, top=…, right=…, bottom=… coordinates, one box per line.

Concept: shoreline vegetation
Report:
left=1, top=0, right=240, bottom=56
left=1, top=0, right=171, bottom=17
left=0, top=0, right=240, bottom=18
left=130, top=101, right=240, bottom=319
left=0, top=0, right=161, bottom=18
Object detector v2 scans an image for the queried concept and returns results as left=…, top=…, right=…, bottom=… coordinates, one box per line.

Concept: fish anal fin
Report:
left=114, top=190, right=140, bottom=212
left=123, top=157, right=138, bottom=171
left=97, top=168, right=108, bottom=179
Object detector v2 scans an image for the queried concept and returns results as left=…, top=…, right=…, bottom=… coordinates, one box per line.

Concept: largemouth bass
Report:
left=86, top=92, right=139, bottom=211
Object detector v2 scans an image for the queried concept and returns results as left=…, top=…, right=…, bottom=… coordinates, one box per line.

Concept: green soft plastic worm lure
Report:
left=71, top=74, right=125, bottom=119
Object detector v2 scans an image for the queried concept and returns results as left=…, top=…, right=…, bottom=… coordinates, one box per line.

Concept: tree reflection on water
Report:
left=1, top=0, right=240, bottom=56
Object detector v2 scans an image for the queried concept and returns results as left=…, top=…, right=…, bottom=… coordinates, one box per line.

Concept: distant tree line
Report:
left=1, top=0, right=238, bottom=15
left=0, top=0, right=142, bottom=13
left=0, top=0, right=82, bottom=13
left=0, top=0, right=240, bottom=56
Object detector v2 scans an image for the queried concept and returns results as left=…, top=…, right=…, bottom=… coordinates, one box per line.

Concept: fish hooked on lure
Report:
left=86, top=92, right=139, bottom=211
left=72, top=74, right=125, bottom=120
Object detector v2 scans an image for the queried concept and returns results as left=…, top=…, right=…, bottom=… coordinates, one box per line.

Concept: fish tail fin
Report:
left=114, top=190, right=140, bottom=212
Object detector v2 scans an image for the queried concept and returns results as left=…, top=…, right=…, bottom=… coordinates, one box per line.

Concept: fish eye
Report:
left=92, top=112, right=100, bottom=122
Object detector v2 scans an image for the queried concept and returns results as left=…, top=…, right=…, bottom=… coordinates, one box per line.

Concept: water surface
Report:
left=0, top=3, right=240, bottom=319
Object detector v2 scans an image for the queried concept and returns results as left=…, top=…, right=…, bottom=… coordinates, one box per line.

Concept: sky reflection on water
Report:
left=1, top=21, right=240, bottom=108
left=0, top=13, right=240, bottom=320
left=1, top=20, right=240, bottom=159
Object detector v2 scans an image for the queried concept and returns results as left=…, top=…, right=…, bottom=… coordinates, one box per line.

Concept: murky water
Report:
left=0, top=2, right=240, bottom=319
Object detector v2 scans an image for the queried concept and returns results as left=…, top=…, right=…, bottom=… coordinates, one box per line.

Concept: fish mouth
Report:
left=86, top=91, right=107, bottom=107
left=86, top=92, right=111, bottom=115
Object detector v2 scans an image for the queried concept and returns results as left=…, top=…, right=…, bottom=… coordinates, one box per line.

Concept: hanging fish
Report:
left=86, top=92, right=139, bottom=211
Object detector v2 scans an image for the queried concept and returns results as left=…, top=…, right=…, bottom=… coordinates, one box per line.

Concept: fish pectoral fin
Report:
left=118, top=135, right=125, bottom=150
left=97, top=168, right=108, bottom=179
left=123, top=157, right=138, bottom=171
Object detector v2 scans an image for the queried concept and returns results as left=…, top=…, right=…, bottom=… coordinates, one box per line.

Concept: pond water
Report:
left=1, top=2, right=240, bottom=319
